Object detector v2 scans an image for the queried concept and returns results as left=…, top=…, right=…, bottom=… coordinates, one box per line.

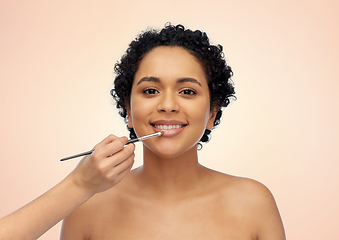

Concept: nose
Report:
left=157, top=90, right=180, bottom=113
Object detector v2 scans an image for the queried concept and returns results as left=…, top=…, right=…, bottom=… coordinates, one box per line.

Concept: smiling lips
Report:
left=151, top=120, right=187, bottom=137
left=153, top=124, right=185, bottom=130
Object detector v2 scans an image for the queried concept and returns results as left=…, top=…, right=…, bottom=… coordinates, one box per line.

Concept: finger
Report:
left=91, top=136, right=128, bottom=161
left=92, top=144, right=134, bottom=186
left=92, top=134, right=120, bottom=150
left=107, top=152, right=135, bottom=184
left=99, top=136, right=129, bottom=158
left=96, top=142, right=134, bottom=173
left=117, top=153, right=135, bottom=176
left=112, top=143, right=135, bottom=167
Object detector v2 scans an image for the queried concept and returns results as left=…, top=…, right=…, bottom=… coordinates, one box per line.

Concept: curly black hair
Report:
left=111, top=23, right=235, bottom=146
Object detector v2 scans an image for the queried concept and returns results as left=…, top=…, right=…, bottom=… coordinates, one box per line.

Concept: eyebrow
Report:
left=177, top=77, right=202, bottom=86
left=136, top=76, right=160, bottom=85
left=136, top=76, right=202, bottom=87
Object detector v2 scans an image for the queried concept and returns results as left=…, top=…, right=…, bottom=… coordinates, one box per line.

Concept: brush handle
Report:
left=126, top=138, right=139, bottom=144
left=59, top=139, right=138, bottom=161
left=60, top=139, right=138, bottom=161
left=60, top=132, right=162, bottom=161
left=60, top=150, right=94, bottom=161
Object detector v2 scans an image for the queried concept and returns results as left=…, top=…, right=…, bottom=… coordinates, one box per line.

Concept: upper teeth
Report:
left=154, top=125, right=184, bottom=130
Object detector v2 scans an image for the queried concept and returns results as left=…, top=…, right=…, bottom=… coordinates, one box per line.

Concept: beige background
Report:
left=1, top=0, right=338, bottom=239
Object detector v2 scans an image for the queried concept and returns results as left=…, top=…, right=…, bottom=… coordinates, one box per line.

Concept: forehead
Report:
left=134, top=46, right=207, bottom=85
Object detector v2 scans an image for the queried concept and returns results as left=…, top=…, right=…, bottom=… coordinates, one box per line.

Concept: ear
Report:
left=126, top=104, right=133, bottom=128
left=206, top=106, right=219, bottom=130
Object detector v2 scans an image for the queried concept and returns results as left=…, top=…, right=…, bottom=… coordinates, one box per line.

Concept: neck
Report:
left=135, top=144, right=206, bottom=201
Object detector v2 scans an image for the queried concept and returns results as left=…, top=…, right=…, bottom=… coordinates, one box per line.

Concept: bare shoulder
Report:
left=60, top=192, right=105, bottom=240
left=206, top=170, right=286, bottom=240
left=60, top=195, right=93, bottom=240
left=206, top=169, right=273, bottom=199
left=60, top=182, right=127, bottom=240
left=60, top=172, right=138, bottom=240
left=222, top=174, right=276, bottom=205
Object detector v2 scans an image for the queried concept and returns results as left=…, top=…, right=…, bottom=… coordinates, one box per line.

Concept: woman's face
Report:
left=127, top=46, right=216, bottom=158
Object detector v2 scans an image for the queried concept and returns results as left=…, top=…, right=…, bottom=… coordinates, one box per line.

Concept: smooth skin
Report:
left=60, top=46, right=285, bottom=240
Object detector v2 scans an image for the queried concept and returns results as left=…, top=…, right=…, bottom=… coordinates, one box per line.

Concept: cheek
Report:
left=130, top=97, right=154, bottom=124
left=183, top=99, right=211, bottom=124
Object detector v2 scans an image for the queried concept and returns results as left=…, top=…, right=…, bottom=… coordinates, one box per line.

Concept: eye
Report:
left=180, top=89, right=196, bottom=95
left=143, top=88, right=159, bottom=95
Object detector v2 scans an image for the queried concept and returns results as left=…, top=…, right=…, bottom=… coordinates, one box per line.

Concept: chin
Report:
left=143, top=141, right=198, bottom=159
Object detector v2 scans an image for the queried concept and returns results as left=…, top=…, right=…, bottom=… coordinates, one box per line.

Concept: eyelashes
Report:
left=142, top=88, right=196, bottom=95
left=143, top=88, right=159, bottom=94
left=179, top=89, right=196, bottom=95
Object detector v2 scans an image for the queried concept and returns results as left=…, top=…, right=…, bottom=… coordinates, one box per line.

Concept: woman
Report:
left=0, top=24, right=285, bottom=240
left=61, top=24, right=285, bottom=239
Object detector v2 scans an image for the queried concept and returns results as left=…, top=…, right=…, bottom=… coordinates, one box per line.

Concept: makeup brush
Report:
left=60, top=131, right=164, bottom=161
